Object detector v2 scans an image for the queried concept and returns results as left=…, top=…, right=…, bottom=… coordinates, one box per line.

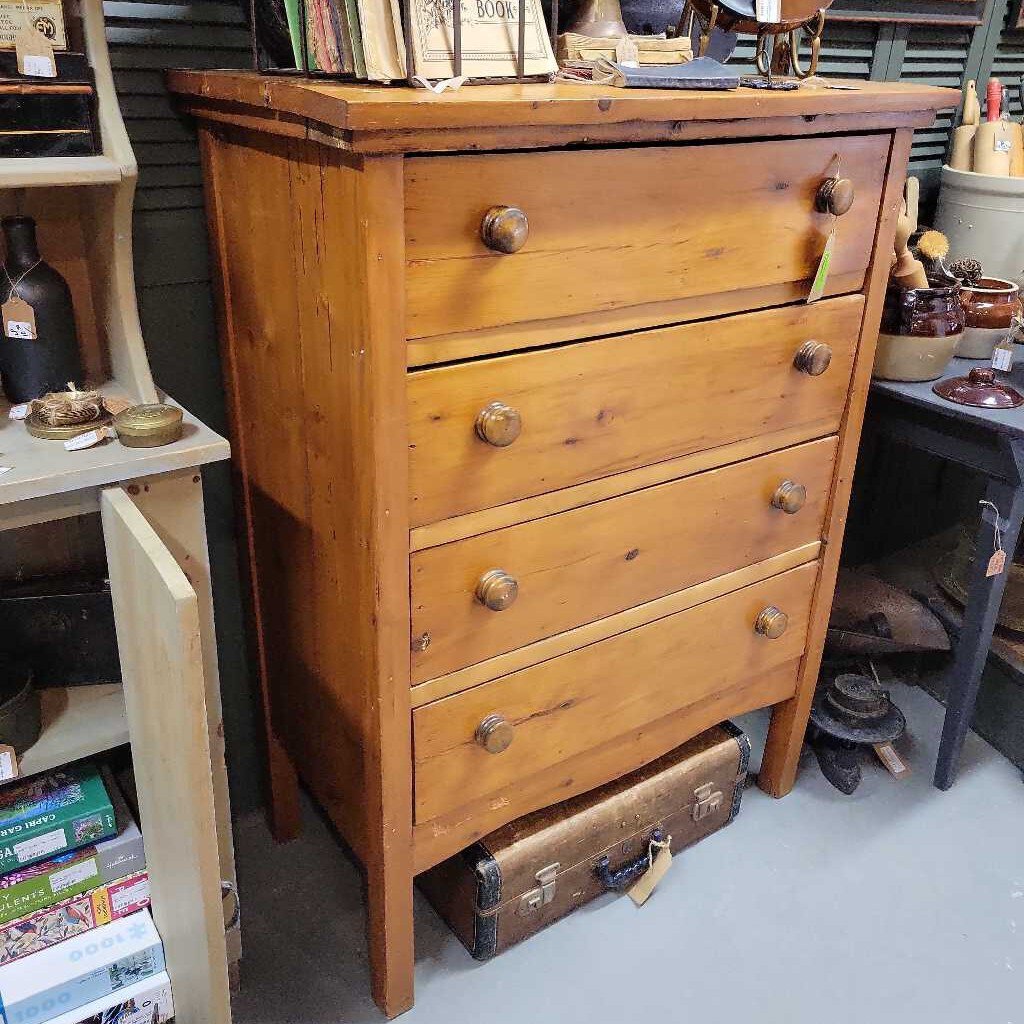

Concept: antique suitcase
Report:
left=418, top=722, right=750, bottom=960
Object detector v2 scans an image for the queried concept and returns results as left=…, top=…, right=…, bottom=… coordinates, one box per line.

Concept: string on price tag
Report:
left=980, top=499, right=1008, bottom=577
left=628, top=833, right=673, bottom=907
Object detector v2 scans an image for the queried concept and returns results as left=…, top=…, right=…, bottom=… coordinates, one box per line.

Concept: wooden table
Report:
left=870, top=358, right=1024, bottom=789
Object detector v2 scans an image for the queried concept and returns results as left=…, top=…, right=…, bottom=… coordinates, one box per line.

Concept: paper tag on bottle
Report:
left=15, top=21, right=56, bottom=78
left=8, top=403, right=30, bottom=421
left=628, top=837, right=673, bottom=907
left=63, top=425, right=114, bottom=451
left=987, top=548, right=1007, bottom=577
left=873, top=743, right=910, bottom=779
left=996, top=137, right=1013, bottom=153
left=993, top=339, right=1015, bottom=372
left=0, top=745, right=19, bottom=783
left=807, top=228, right=835, bottom=304
left=2, top=296, right=36, bottom=341
left=755, top=0, right=781, bottom=22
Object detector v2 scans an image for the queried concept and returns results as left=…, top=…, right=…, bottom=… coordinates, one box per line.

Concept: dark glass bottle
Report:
left=1, top=216, right=83, bottom=403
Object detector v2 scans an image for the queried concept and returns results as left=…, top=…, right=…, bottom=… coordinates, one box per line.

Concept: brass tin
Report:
left=25, top=411, right=110, bottom=440
left=114, top=403, right=184, bottom=447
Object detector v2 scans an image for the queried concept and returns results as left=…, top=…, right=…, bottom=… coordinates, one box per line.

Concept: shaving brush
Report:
left=914, top=229, right=954, bottom=284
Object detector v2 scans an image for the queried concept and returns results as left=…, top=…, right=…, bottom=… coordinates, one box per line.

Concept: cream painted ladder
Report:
left=0, top=0, right=238, bottom=1018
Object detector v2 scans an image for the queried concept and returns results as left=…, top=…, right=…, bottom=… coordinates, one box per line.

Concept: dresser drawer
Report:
left=408, top=295, right=863, bottom=527
left=411, top=436, right=836, bottom=683
left=413, top=560, right=816, bottom=823
left=404, top=134, right=886, bottom=348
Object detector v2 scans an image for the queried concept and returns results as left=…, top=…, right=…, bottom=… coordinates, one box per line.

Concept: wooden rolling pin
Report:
left=892, top=177, right=929, bottom=290
left=950, top=79, right=979, bottom=170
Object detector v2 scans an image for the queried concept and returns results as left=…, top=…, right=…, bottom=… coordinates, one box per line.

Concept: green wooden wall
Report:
left=100, top=0, right=1024, bottom=815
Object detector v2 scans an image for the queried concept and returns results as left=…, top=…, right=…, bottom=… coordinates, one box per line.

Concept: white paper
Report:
left=13, top=828, right=66, bottom=864
left=0, top=750, right=17, bottom=782
left=21, top=52, right=55, bottom=77
left=111, top=877, right=151, bottom=913
left=8, top=404, right=30, bottom=421
left=5, top=320, right=34, bottom=340
left=63, top=426, right=114, bottom=451
left=50, top=857, right=98, bottom=894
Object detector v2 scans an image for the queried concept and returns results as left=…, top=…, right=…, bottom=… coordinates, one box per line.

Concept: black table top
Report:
left=871, top=357, right=1024, bottom=441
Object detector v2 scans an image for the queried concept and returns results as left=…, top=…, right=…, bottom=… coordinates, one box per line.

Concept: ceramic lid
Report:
left=933, top=367, right=1024, bottom=409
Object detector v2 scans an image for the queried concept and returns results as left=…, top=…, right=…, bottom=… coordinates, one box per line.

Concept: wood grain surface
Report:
left=197, top=127, right=415, bottom=1017
left=404, top=137, right=886, bottom=341
left=408, top=296, right=864, bottom=526
left=411, top=437, right=837, bottom=682
left=414, top=561, right=817, bottom=824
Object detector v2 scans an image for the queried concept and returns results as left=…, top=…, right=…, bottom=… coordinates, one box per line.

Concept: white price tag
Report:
left=993, top=344, right=1014, bottom=371
left=996, top=138, right=1013, bottom=153
left=5, top=320, right=34, bottom=340
left=21, top=52, right=55, bottom=77
left=755, top=0, right=781, bottom=22
left=8, top=404, right=30, bottom=421
left=63, top=426, right=114, bottom=451
left=0, top=746, right=18, bottom=783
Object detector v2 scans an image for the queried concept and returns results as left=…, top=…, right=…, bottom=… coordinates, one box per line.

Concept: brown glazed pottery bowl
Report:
left=955, top=276, right=1021, bottom=359
left=873, top=282, right=964, bottom=382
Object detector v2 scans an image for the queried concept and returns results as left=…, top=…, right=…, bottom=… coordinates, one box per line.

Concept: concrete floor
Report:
left=230, top=683, right=1024, bottom=1024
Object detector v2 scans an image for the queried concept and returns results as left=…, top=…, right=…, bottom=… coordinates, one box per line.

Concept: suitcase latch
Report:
left=692, top=781, right=724, bottom=821
left=517, top=863, right=560, bottom=915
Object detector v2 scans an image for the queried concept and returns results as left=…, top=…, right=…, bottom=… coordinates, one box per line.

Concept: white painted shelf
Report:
left=0, top=156, right=125, bottom=189
left=18, top=684, right=129, bottom=779
left=0, top=392, right=230, bottom=507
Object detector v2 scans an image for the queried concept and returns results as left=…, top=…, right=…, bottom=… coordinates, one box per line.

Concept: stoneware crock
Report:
left=873, top=282, right=964, bottom=382
left=955, top=276, right=1021, bottom=359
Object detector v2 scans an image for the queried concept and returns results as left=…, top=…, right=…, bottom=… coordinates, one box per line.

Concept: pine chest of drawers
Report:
left=168, top=73, right=956, bottom=1018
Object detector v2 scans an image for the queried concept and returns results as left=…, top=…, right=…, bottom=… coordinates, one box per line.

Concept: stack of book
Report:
left=279, top=0, right=556, bottom=82
left=0, top=763, right=171, bottom=1024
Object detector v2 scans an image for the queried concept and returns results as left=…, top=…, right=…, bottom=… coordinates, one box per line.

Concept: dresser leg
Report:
left=266, top=732, right=302, bottom=843
left=759, top=695, right=808, bottom=797
left=367, top=866, right=415, bottom=1018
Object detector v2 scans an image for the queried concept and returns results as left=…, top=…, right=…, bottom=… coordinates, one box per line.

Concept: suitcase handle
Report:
left=594, top=829, right=666, bottom=892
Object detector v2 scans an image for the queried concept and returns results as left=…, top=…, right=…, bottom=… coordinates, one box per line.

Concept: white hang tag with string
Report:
left=2, top=295, right=36, bottom=340
left=3, top=259, right=41, bottom=341
left=628, top=833, right=673, bottom=907
left=980, top=499, right=1007, bottom=577
left=64, top=425, right=115, bottom=451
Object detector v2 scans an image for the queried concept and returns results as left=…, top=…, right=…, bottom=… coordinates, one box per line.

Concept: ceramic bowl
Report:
left=955, top=276, right=1021, bottom=359
left=873, top=282, right=964, bottom=382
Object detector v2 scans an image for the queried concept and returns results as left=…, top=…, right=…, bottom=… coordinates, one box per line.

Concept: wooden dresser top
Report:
left=167, top=72, right=960, bottom=154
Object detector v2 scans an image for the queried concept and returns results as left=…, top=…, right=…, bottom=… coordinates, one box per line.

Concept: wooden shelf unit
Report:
left=18, top=684, right=128, bottom=778
left=0, top=1, right=238, bottom=1021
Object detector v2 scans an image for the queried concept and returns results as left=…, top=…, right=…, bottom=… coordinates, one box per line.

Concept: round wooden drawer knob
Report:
left=793, top=340, right=832, bottom=377
left=475, top=401, right=522, bottom=447
left=476, top=569, right=519, bottom=611
left=475, top=713, right=515, bottom=754
left=755, top=606, right=789, bottom=640
left=481, top=205, right=529, bottom=254
left=815, top=177, right=855, bottom=217
left=771, top=480, right=807, bottom=514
